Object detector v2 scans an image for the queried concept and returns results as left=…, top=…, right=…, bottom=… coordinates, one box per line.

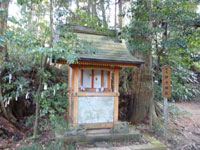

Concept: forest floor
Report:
left=145, top=101, right=200, bottom=149
left=167, top=101, right=200, bottom=149
left=1, top=101, right=200, bottom=150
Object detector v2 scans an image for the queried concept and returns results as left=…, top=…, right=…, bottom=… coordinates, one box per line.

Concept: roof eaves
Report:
left=79, top=57, right=144, bottom=65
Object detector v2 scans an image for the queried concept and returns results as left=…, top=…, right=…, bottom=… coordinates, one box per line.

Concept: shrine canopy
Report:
left=58, top=26, right=144, bottom=67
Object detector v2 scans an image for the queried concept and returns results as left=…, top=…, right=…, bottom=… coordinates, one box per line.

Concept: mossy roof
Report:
left=76, top=32, right=144, bottom=65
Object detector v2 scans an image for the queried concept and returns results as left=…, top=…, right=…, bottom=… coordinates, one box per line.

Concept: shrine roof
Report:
left=76, top=33, right=144, bottom=66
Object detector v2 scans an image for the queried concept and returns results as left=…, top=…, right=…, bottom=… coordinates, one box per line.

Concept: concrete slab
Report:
left=109, top=146, right=131, bottom=150
left=83, top=148, right=108, bottom=150
left=87, top=129, right=111, bottom=135
left=57, top=129, right=141, bottom=144
left=83, top=135, right=166, bottom=150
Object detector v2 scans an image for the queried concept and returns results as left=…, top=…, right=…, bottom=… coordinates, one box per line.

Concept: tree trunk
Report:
left=100, top=0, right=107, bottom=28
left=87, top=0, right=91, bottom=16
left=114, top=0, right=117, bottom=30
left=33, top=0, right=54, bottom=137
left=118, top=0, right=122, bottom=29
left=76, top=0, right=79, bottom=10
left=128, top=52, right=153, bottom=123
left=0, top=1, right=14, bottom=122
left=33, top=79, right=41, bottom=137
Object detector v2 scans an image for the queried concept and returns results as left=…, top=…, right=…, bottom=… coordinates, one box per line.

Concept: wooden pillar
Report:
left=107, top=71, right=111, bottom=91
left=67, top=67, right=71, bottom=119
left=73, top=66, right=79, bottom=126
left=113, top=68, right=120, bottom=123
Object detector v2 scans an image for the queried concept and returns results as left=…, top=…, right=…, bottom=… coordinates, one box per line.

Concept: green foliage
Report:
left=25, top=115, right=35, bottom=127
left=19, top=141, right=75, bottom=150
left=40, top=83, right=68, bottom=117
left=46, top=140, right=75, bottom=150
left=50, top=115, right=68, bottom=135
left=69, top=9, right=102, bottom=28
left=124, top=0, right=200, bottom=101
left=19, top=143, right=43, bottom=150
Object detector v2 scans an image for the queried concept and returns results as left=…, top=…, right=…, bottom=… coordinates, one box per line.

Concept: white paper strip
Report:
left=9, top=74, right=12, bottom=84
left=53, top=89, right=56, bottom=96
left=20, top=84, right=23, bottom=91
left=15, top=91, right=19, bottom=101
left=44, top=84, right=47, bottom=90
left=25, top=92, right=29, bottom=100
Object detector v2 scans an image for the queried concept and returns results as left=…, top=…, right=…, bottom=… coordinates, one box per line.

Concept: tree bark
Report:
left=118, top=0, right=122, bottom=29
left=114, top=0, right=117, bottom=30
left=128, top=52, right=153, bottom=123
left=76, top=0, right=79, bottom=10
left=33, top=77, right=41, bottom=137
left=127, top=0, right=157, bottom=126
left=0, top=1, right=13, bottom=121
left=100, top=0, right=107, bottom=28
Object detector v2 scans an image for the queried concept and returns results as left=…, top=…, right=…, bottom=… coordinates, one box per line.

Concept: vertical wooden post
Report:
left=114, top=68, right=120, bottom=93
left=101, top=70, right=104, bottom=87
left=107, top=71, right=111, bottom=91
left=67, top=67, right=71, bottom=119
left=164, top=97, right=168, bottom=141
left=113, top=68, right=120, bottom=123
left=81, top=69, right=83, bottom=86
left=92, top=69, right=94, bottom=88
left=73, top=66, right=79, bottom=126
left=70, top=68, right=74, bottom=119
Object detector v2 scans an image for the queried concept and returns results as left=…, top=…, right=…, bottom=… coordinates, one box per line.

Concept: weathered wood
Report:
left=79, top=88, right=111, bottom=92
left=114, top=96, right=119, bottom=122
left=162, top=65, right=171, bottom=98
left=67, top=67, right=71, bottom=118
left=92, top=70, right=94, bottom=88
left=114, top=68, right=120, bottom=93
left=74, top=67, right=79, bottom=93
left=164, top=97, right=168, bottom=141
left=81, top=69, right=83, bottom=86
left=73, top=67, right=79, bottom=124
left=84, top=123, right=114, bottom=128
left=70, top=67, right=75, bottom=119
left=108, top=71, right=111, bottom=90
left=101, top=70, right=104, bottom=87
left=74, top=65, right=116, bottom=71
left=73, top=96, right=78, bottom=125
left=59, top=59, right=140, bottom=67
left=77, top=92, right=117, bottom=97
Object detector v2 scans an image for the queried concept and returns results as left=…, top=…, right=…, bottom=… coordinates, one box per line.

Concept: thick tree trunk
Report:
left=0, top=1, right=15, bottom=122
left=128, top=52, right=153, bottom=123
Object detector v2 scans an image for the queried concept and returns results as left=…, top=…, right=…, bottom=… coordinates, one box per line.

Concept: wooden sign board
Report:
left=162, top=65, right=171, bottom=98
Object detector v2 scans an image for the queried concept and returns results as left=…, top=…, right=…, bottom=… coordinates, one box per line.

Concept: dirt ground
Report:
left=1, top=101, right=200, bottom=150
left=168, top=101, right=200, bottom=149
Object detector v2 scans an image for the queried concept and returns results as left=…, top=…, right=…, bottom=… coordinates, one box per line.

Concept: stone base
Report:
left=56, top=128, right=141, bottom=144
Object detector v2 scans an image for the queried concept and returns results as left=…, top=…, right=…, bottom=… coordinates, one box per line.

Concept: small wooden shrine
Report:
left=58, top=26, right=143, bottom=129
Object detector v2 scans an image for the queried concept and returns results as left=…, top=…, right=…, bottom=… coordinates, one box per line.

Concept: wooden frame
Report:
left=84, top=123, right=114, bottom=128
left=58, top=59, right=138, bottom=67
left=77, top=67, right=114, bottom=92
left=68, top=64, right=121, bottom=128
left=77, top=92, right=118, bottom=97
left=113, top=68, right=120, bottom=123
